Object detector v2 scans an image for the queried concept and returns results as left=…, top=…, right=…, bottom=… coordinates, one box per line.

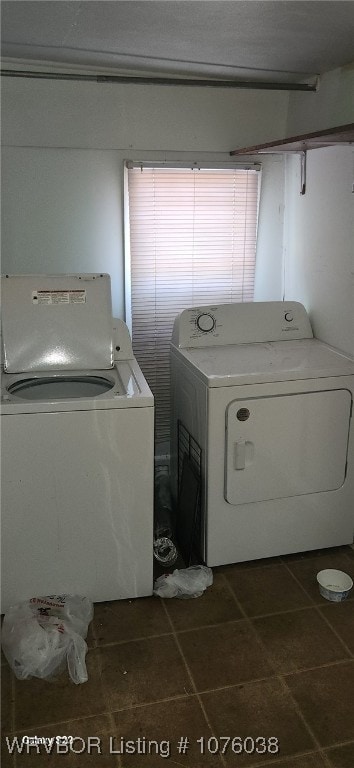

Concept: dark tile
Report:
left=86, top=616, right=96, bottom=649
left=224, top=564, right=311, bottom=617
left=286, top=661, right=354, bottom=747
left=281, top=546, right=352, bottom=563
left=100, top=635, right=192, bottom=711
left=4, top=715, right=118, bottom=767
left=93, top=596, right=171, bottom=645
left=326, top=742, right=354, bottom=767
left=14, top=648, right=106, bottom=732
left=216, top=556, right=281, bottom=572
left=286, top=553, right=354, bottom=604
left=345, top=547, right=354, bottom=561
left=112, top=696, right=223, bottom=767
left=320, top=600, right=354, bottom=653
left=178, top=621, right=273, bottom=692
left=201, top=678, right=315, bottom=766
left=1, top=666, right=14, bottom=734
left=164, top=573, right=243, bottom=631
left=253, top=608, right=350, bottom=673
left=256, top=754, right=327, bottom=768
left=1, top=740, right=16, bottom=768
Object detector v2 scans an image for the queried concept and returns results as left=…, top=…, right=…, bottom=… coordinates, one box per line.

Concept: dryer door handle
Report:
left=234, top=440, right=246, bottom=470
left=233, top=440, right=254, bottom=470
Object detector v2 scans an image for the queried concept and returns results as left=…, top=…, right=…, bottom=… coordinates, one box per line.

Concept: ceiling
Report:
left=1, top=1, right=354, bottom=86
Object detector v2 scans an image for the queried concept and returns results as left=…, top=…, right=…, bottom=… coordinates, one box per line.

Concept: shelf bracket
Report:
left=300, top=151, right=307, bottom=195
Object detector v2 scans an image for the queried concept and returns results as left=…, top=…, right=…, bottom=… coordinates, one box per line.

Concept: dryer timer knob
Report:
left=196, top=313, right=215, bottom=332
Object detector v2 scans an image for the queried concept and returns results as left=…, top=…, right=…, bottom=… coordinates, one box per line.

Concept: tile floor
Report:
left=2, top=546, right=354, bottom=767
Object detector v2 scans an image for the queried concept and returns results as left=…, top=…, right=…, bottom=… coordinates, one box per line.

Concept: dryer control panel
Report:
left=171, top=301, right=313, bottom=348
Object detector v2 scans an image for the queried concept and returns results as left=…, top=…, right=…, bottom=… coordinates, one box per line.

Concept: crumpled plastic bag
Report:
left=1, top=594, right=93, bottom=684
left=153, top=565, right=213, bottom=599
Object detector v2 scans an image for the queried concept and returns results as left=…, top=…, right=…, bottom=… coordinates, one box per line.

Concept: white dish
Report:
left=316, top=569, right=353, bottom=602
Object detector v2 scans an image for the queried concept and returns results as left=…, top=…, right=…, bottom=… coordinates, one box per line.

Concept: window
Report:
left=125, top=164, right=261, bottom=445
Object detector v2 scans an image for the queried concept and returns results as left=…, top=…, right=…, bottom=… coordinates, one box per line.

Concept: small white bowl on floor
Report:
left=316, top=569, right=353, bottom=602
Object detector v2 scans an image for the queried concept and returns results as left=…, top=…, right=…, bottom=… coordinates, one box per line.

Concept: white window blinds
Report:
left=126, top=165, right=260, bottom=444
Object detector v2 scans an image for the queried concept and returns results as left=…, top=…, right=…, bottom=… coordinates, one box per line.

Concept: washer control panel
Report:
left=171, top=301, right=313, bottom=348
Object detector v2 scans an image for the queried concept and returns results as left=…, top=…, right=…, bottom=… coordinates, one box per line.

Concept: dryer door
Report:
left=225, top=389, right=351, bottom=505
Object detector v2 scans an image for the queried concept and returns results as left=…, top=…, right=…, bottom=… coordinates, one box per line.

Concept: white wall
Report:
left=284, top=147, right=354, bottom=356
left=1, top=77, right=289, bottom=316
left=1, top=147, right=126, bottom=315
left=283, top=66, right=354, bottom=357
left=286, top=65, right=354, bottom=136
left=1, top=77, right=288, bottom=152
left=2, top=70, right=352, bottom=343
left=254, top=157, right=285, bottom=301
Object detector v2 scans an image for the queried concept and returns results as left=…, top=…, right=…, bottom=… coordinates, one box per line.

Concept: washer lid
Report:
left=1, top=274, right=114, bottom=373
left=174, top=338, right=354, bottom=386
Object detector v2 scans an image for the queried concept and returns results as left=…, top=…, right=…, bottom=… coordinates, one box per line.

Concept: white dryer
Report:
left=171, top=301, right=354, bottom=566
left=1, top=274, right=154, bottom=612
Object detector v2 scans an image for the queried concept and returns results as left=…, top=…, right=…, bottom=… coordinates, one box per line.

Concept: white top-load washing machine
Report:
left=1, top=273, right=154, bottom=612
left=171, top=301, right=354, bottom=566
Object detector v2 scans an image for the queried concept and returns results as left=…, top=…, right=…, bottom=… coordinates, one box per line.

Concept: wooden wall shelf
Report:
left=230, top=123, right=354, bottom=155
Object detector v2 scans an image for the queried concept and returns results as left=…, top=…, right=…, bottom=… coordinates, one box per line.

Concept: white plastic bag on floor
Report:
left=153, top=565, right=213, bottom=599
left=1, top=594, right=93, bottom=684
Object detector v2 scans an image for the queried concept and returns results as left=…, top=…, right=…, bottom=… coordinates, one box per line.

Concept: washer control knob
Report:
left=284, top=311, right=294, bottom=322
left=196, top=313, right=215, bottom=332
